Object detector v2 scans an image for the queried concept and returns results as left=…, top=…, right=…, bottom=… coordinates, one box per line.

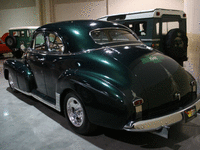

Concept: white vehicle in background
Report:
left=98, top=8, right=188, bottom=66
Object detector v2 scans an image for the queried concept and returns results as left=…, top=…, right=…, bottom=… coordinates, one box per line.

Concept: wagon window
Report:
left=162, top=21, right=179, bottom=35
left=124, top=22, right=135, bottom=31
left=21, top=31, right=25, bottom=37
left=33, top=33, right=45, bottom=51
left=135, top=22, right=147, bottom=36
left=13, top=31, right=20, bottom=37
left=156, top=22, right=159, bottom=35
left=27, top=30, right=31, bottom=37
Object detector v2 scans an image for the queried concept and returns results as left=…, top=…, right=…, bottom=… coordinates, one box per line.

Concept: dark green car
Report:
left=5, top=26, right=39, bottom=58
left=3, top=20, right=200, bottom=138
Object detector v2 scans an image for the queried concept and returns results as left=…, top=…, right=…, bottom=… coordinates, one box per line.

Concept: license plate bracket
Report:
left=183, top=106, right=197, bottom=123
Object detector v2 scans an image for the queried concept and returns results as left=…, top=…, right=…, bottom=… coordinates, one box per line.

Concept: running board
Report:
left=14, top=88, right=61, bottom=112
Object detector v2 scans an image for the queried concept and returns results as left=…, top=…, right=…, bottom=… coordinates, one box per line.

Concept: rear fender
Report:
left=57, top=69, right=132, bottom=129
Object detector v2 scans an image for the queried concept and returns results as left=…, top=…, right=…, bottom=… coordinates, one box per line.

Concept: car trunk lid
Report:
left=102, top=44, right=196, bottom=118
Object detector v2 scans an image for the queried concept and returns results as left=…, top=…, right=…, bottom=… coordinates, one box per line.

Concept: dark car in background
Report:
left=98, top=8, right=188, bottom=66
left=3, top=20, right=200, bottom=138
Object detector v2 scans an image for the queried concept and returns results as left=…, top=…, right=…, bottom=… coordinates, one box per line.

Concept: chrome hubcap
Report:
left=67, top=97, right=84, bottom=127
left=9, top=73, right=14, bottom=89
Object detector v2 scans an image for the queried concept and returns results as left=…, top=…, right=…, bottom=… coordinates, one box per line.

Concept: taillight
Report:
left=156, top=12, right=160, bottom=16
left=133, top=98, right=144, bottom=119
left=151, top=43, right=159, bottom=49
left=133, top=99, right=144, bottom=106
left=183, top=13, right=186, bottom=17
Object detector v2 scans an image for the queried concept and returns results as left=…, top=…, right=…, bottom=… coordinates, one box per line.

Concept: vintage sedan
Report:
left=3, top=20, right=200, bottom=138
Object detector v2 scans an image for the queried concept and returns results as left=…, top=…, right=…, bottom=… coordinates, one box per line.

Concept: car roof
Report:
left=37, top=20, right=127, bottom=32
left=36, top=20, right=133, bottom=52
left=98, top=8, right=186, bottom=21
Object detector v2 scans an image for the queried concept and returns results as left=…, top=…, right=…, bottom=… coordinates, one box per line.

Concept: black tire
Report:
left=5, top=36, right=17, bottom=48
left=8, top=72, right=17, bottom=92
left=164, top=28, right=188, bottom=61
left=12, top=50, right=23, bottom=58
left=63, top=92, right=97, bottom=135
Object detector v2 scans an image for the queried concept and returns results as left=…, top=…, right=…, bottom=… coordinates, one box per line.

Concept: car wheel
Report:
left=164, top=28, right=188, bottom=64
left=8, top=72, right=17, bottom=92
left=64, top=92, right=97, bottom=135
left=5, top=36, right=17, bottom=48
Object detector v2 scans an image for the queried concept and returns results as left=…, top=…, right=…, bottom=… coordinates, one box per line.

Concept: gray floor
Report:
left=0, top=55, right=200, bottom=150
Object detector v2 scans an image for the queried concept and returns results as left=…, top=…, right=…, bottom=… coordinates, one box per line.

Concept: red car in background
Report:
left=0, top=33, right=12, bottom=56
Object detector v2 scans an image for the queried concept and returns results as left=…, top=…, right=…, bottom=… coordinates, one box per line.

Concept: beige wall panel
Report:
left=108, top=0, right=184, bottom=15
left=184, top=0, right=200, bottom=34
left=54, top=1, right=106, bottom=22
left=184, top=33, right=200, bottom=93
left=184, top=0, right=200, bottom=93
left=0, top=7, right=40, bottom=36
left=0, top=0, right=35, bottom=10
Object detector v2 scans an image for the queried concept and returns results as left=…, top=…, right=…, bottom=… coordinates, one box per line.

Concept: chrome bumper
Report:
left=123, top=99, right=200, bottom=132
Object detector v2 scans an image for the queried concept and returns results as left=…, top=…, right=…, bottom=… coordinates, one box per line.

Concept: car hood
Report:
left=100, top=44, right=196, bottom=118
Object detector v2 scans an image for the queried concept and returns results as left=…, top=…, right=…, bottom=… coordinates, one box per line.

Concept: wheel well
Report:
left=60, top=89, right=74, bottom=115
left=4, top=69, right=9, bottom=80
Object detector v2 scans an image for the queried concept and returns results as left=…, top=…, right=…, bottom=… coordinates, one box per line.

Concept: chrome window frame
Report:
left=89, top=27, right=140, bottom=45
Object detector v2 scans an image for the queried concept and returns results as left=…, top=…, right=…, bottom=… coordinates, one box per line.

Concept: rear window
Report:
left=90, top=29, right=138, bottom=44
left=162, top=21, right=179, bottom=35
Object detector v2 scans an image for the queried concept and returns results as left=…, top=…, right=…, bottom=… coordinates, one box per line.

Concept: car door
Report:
left=26, top=32, right=48, bottom=95
left=42, top=32, right=65, bottom=99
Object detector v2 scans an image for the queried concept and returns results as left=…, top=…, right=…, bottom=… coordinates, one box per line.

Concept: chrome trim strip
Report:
left=124, top=99, right=200, bottom=132
left=9, top=26, right=39, bottom=30
left=56, top=92, right=61, bottom=111
left=89, top=27, right=140, bottom=45
left=15, top=88, right=61, bottom=112
left=141, top=39, right=160, bottom=42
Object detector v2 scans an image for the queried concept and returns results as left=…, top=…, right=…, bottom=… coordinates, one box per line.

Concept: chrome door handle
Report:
left=38, top=58, right=45, bottom=61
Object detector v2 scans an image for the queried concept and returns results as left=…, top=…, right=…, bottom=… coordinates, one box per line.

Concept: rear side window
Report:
left=107, top=15, right=126, bottom=21
left=162, top=21, right=179, bottom=35
left=134, top=22, right=147, bottom=36
left=21, top=31, right=25, bottom=37
left=47, top=33, right=64, bottom=52
left=124, top=21, right=147, bottom=36
left=91, top=29, right=138, bottom=44
left=13, top=31, right=20, bottom=37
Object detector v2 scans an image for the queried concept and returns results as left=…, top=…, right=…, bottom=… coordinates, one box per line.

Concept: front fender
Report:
left=4, top=58, right=36, bottom=92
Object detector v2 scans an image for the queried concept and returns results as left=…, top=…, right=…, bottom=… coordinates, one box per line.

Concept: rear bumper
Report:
left=123, top=98, right=200, bottom=132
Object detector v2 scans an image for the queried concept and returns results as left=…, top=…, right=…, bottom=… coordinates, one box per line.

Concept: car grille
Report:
left=142, top=92, right=197, bottom=120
